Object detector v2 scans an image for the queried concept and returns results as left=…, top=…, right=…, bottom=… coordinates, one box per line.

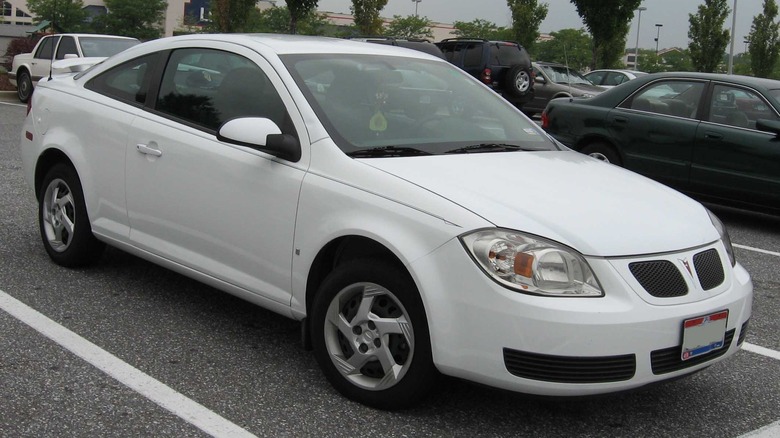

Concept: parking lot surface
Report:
left=1, top=101, right=778, bottom=437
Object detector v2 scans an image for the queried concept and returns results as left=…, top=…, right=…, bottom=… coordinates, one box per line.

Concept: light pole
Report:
left=728, top=0, right=738, bottom=74
left=634, top=6, right=647, bottom=71
left=412, top=0, right=421, bottom=17
left=654, top=24, right=663, bottom=56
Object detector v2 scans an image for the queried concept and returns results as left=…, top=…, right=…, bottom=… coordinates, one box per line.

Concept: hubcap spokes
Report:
left=324, top=283, right=414, bottom=391
left=43, top=180, right=75, bottom=252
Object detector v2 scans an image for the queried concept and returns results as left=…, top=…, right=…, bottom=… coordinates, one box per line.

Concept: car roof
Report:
left=124, top=33, right=439, bottom=58
left=643, top=71, right=780, bottom=90
left=43, top=33, right=138, bottom=40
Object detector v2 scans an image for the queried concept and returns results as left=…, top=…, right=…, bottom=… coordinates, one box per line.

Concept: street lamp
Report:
left=728, top=0, right=738, bottom=74
left=633, top=6, right=647, bottom=71
left=412, top=0, right=421, bottom=17
left=654, top=24, right=663, bottom=56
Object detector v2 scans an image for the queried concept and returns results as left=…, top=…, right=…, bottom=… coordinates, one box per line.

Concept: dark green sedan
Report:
left=542, top=72, right=780, bottom=214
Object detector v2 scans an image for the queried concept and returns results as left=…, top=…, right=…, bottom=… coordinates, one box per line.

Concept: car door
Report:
left=31, top=35, right=60, bottom=80
left=692, top=83, right=780, bottom=210
left=125, top=45, right=308, bottom=305
left=606, top=79, right=706, bottom=190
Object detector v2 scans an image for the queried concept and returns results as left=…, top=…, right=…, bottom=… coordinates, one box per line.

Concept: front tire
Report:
left=311, top=259, right=437, bottom=410
left=17, top=69, right=33, bottom=103
left=581, top=142, right=622, bottom=166
left=39, top=164, right=105, bottom=267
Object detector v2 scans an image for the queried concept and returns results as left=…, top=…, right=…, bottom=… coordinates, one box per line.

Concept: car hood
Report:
left=360, top=151, right=718, bottom=257
left=567, top=83, right=605, bottom=95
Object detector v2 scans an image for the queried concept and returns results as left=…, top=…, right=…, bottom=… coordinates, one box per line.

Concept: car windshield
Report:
left=283, top=54, right=554, bottom=155
left=540, top=65, right=591, bottom=85
left=78, top=37, right=140, bottom=57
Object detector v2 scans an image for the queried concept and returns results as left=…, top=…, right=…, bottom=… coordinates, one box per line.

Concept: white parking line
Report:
left=738, top=420, right=780, bottom=438
left=734, top=243, right=780, bottom=258
left=0, top=101, right=25, bottom=107
left=743, top=342, right=780, bottom=361
left=0, top=289, right=257, bottom=438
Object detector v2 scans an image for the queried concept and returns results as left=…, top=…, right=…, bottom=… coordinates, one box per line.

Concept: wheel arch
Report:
left=34, top=148, right=75, bottom=200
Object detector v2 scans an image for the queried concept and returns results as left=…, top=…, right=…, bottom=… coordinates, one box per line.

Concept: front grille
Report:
left=629, top=260, right=688, bottom=297
left=738, top=320, right=749, bottom=345
left=651, top=329, right=735, bottom=374
left=503, top=348, right=636, bottom=383
left=693, top=249, right=725, bottom=290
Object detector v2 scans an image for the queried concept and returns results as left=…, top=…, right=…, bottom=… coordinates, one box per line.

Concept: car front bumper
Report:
left=411, top=238, right=753, bottom=396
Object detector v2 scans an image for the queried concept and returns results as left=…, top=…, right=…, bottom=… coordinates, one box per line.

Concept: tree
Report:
left=570, top=0, right=641, bottom=69
left=26, top=0, right=88, bottom=32
left=246, top=6, right=328, bottom=35
left=286, top=0, right=319, bottom=34
left=748, top=0, right=780, bottom=78
left=688, top=0, right=730, bottom=72
left=92, top=0, right=166, bottom=40
left=385, top=15, right=434, bottom=40
left=351, top=0, right=388, bottom=35
left=452, top=19, right=511, bottom=40
left=507, top=0, right=548, bottom=52
left=534, top=28, right=592, bottom=70
left=209, top=0, right=258, bottom=32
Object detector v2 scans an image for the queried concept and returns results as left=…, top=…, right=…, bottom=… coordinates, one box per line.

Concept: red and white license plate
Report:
left=681, top=310, right=728, bottom=361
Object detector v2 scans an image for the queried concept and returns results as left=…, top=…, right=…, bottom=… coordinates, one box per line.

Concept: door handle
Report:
left=612, top=116, right=628, bottom=123
left=136, top=143, right=162, bottom=157
left=704, top=132, right=723, bottom=140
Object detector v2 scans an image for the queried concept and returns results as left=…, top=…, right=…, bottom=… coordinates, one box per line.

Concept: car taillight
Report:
left=481, top=68, right=492, bottom=84
left=541, top=110, right=549, bottom=129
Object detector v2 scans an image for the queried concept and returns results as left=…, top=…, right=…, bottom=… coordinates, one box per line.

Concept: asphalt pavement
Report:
left=1, top=100, right=779, bottom=438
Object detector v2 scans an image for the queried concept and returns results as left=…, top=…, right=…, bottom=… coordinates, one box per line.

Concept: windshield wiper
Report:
left=445, top=143, right=533, bottom=154
left=347, top=146, right=433, bottom=158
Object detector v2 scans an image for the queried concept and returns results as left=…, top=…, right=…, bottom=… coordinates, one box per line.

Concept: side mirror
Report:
left=64, top=54, right=79, bottom=60
left=535, top=76, right=546, bottom=84
left=756, top=118, right=780, bottom=138
left=217, top=117, right=301, bottom=162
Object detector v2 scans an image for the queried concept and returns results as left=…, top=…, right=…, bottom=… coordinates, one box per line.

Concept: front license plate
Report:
left=681, top=310, right=728, bottom=361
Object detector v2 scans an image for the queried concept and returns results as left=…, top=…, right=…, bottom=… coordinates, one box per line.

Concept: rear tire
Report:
left=17, top=70, right=33, bottom=103
left=311, top=259, right=437, bottom=410
left=581, top=142, right=622, bottom=166
left=39, top=163, right=105, bottom=267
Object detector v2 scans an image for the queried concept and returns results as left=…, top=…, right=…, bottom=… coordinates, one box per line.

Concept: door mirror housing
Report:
left=217, top=117, right=301, bottom=162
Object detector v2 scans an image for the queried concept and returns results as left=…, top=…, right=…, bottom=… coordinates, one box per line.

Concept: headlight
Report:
left=460, top=229, right=603, bottom=297
left=707, top=209, right=736, bottom=266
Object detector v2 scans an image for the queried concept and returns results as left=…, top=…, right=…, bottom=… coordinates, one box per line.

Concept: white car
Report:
left=9, top=33, right=139, bottom=102
left=20, top=34, right=753, bottom=410
left=584, top=69, right=648, bottom=88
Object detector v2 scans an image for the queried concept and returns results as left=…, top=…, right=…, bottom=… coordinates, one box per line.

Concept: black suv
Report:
left=347, top=37, right=445, bottom=59
left=435, top=38, right=534, bottom=107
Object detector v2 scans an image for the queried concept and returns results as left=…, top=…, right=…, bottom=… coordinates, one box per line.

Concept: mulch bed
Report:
left=0, top=74, right=15, bottom=91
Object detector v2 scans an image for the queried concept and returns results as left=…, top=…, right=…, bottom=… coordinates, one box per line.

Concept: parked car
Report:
left=435, top=38, right=534, bottom=107
left=585, top=69, right=647, bottom=88
left=20, top=35, right=751, bottom=410
left=522, top=61, right=606, bottom=116
left=346, top=36, right=445, bottom=59
left=9, top=33, right=139, bottom=102
left=542, top=71, right=780, bottom=214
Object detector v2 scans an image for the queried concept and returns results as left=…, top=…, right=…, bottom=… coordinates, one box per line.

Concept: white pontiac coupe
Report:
left=20, top=34, right=753, bottom=410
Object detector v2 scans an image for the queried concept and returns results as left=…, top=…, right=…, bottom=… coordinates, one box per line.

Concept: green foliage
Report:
left=507, top=0, right=548, bottom=52
left=246, top=6, right=328, bottom=35
left=26, top=0, right=88, bottom=32
left=452, top=19, right=511, bottom=40
left=534, top=28, right=592, bottom=70
left=570, top=0, right=641, bottom=69
left=688, top=0, right=731, bottom=72
left=351, top=0, right=388, bottom=36
left=748, top=0, right=780, bottom=78
left=385, top=15, right=434, bottom=40
left=635, top=48, right=694, bottom=73
left=90, top=0, right=166, bottom=40
left=208, top=0, right=258, bottom=32
left=286, top=0, right=319, bottom=34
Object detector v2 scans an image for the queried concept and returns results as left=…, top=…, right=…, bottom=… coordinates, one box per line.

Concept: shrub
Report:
left=2, top=37, right=40, bottom=71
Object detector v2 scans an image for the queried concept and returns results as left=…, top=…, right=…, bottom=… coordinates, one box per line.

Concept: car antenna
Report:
left=564, top=44, right=572, bottom=98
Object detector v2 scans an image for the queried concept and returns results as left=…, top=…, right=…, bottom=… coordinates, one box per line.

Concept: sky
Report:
left=313, top=0, right=763, bottom=54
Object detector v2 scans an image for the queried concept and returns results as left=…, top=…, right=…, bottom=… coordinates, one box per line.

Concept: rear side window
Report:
left=34, top=37, right=59, bottom=60
left=86, top=54, right=157, bottom=105
left=56, top=36, right=78, bottom=60
left=625, top=80, right=705, bottom=119
left=463, top=43, right=483, bottom=68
